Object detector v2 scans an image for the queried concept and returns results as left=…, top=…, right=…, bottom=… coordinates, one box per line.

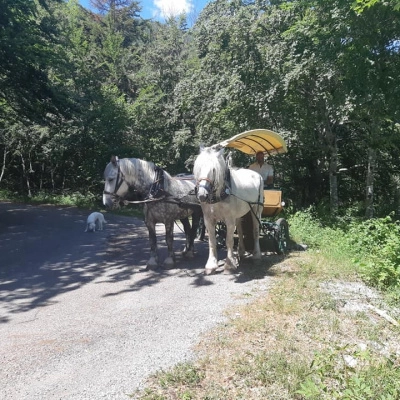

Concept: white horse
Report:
left=103, top=156, right=201, bottom=269
left=193, top=146, right=264, bottom=275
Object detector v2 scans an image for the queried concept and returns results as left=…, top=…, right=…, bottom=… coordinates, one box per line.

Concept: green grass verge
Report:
left=130, top=210, right=400, bottom=400
left=0, top=189, right=143, bottom=218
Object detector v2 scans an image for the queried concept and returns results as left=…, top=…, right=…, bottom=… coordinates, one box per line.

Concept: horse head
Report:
left=193, top=146, right=226, bottom=203
left=103, top=156, right=129, bottom=209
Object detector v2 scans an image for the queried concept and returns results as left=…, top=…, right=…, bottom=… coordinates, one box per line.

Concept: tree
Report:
left=0, top=0, right=68, bottom=122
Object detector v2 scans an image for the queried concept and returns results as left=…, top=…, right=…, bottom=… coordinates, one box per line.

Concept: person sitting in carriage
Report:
left=248, top=151, right=274, bottom=188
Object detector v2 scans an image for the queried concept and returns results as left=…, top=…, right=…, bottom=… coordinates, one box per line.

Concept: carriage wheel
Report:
left=215, top=221, right=227, bottom=249
left=273, top=218, right=289, bottom=255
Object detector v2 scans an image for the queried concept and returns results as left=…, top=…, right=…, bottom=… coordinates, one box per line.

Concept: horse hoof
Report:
left=224, top=268, right=237, bottom=275
left=163, top=257, right=175, bottom=269
left=251, top=253, right=262, bottom=260
left=147, top=258, right=159, bottom=270
left=183, top=250, right=194, bottom=258
left=204, top=268, right=216, bottom=275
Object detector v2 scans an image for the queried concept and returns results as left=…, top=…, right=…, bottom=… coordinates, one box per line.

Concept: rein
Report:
left=121, top=193, right=200, bottom=208
left=121, top=197, right=166, bottom=205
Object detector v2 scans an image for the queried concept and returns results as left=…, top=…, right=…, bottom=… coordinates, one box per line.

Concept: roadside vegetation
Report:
left=132, top=210, right=400, bottom=400
left=0, top=189, right=143, bottom=218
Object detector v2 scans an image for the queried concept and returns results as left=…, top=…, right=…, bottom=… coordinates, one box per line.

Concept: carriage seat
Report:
left=262, top=189, right=283, bottom=217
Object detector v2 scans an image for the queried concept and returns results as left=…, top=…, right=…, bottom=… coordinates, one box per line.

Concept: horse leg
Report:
left=189, top=208, right=201, bottom=251
left=183, top=208, right=201, bottom=258
left=251, top=207, right=262, bottom=260
left=146, top=221, right=159, bottom=270
left=204, top=216, right=219, bottom=275
left=224, top=220, right=237, bottom=273
left=236, top=218, right=246, bottom=259
left=180, top=217, right=193, bottom=257
left=163, top=220, right=176, bottom=268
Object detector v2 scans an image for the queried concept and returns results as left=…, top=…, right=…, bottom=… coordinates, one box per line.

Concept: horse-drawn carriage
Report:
left=103, top=128, right=288, bottom=275
left=205, top=129, right=289, bottom=255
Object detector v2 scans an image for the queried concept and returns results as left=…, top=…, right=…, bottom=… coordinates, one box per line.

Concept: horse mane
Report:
left=117, top=158, right=173, bottom=192
left=194, top=147, right=226, bottom=193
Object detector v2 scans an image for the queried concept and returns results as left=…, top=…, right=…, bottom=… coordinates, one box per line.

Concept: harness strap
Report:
left=114, top=163, right=125, bottom=194
left=103, top=161, right=125, bottom=197
left=197, top=168, right=231, bottom=204
left=122, top=197, right=165, bottom=205
left=122, top=194, right=201, bottom=207
left=149, top=166, right=165, bottom=198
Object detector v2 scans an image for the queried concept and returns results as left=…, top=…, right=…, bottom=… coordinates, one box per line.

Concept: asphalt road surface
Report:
left=0, top=202, right=274, bottom=399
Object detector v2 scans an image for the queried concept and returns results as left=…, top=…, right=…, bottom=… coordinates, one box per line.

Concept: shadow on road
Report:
left=0, top=202, right=286, bottom=322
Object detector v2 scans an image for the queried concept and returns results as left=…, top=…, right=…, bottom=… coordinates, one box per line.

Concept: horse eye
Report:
left=108, top=178, right=114, bottom=182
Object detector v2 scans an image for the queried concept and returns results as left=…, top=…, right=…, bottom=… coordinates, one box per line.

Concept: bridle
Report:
left=103, top=160, right=167, bottom=205
left=196, top=173, right=230, bottom=203
left=196, top=176, right=214, bottom=194
left=103, top=160, right=126, bottom=202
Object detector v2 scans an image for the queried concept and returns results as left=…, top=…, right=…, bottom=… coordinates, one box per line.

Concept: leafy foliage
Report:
left=289, top=210, right=400, bottom=297
left=0, top=0, right=400, bottom=218
left=346, top=215, right=400, bottom=293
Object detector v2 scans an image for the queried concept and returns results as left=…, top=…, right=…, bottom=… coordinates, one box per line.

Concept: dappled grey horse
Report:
left=103, top=156, right=201, bottom=269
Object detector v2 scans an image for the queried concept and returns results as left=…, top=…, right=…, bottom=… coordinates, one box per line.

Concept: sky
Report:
left=79, top=0, right=209, bottom=22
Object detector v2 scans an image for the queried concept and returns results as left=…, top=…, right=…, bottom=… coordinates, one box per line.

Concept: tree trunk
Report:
left=329, top=143, right=339, bottom=215
left=324, top=122, right=339, bottom=215
left=0, top=147, right=7, bottom=183
left=365, top=147, right=376, bottom=219
left=20, top=153, right=32, bottom=197
left=39, top=162, right=44, bottom=191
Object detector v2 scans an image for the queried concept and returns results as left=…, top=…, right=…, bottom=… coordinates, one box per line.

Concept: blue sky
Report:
left=79, top=0, right=209, bottom=22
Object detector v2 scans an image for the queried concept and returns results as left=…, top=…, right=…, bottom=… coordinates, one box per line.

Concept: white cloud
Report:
left=153, top=0, right=194, bottom=19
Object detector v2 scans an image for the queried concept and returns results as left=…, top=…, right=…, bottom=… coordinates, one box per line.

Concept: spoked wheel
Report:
left=273, top=218, right=289, bottom=255
left=215, top=221, right=227, bottom=249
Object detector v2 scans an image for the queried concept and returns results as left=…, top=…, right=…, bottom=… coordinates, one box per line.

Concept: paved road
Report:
left=0, top=202, right=274, bottom=399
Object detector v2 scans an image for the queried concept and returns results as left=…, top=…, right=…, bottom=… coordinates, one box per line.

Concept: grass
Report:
left=131, top=217, right=400, bottom=400
left=0, top=189, right=143, bottom=218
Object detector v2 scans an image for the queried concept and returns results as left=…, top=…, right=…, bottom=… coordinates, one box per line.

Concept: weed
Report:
left=157, top=363, right=203, bottom=388
left=297, top=345, right=400, bottom=399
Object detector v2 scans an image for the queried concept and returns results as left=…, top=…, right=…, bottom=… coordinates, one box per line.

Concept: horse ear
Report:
left=111, top=155, right=119, bottom=166
left=211, top=143, right=223, bottom=151
left=217, top=147, right=225, bottom=157
left=210, top=144, right=224, bottom=156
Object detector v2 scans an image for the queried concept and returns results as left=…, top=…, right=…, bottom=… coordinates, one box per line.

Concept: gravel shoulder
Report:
left=0, top=202, right=275, bottom=400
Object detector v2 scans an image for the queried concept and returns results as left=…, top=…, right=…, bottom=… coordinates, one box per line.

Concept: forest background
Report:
left=1, top=0, right=400, bottom=219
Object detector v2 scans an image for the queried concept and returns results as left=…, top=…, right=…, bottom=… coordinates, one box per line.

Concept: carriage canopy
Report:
left=217, top=129, right=287, bottom=156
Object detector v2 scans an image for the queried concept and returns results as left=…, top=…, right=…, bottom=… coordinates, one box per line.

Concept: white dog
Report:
left=85, top=212, right=107, bottom=232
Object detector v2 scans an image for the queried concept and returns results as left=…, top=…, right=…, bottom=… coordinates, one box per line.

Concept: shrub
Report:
left=345, top=215, right=400, bottom=292
left=289, top=210, right=400, bottom=295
